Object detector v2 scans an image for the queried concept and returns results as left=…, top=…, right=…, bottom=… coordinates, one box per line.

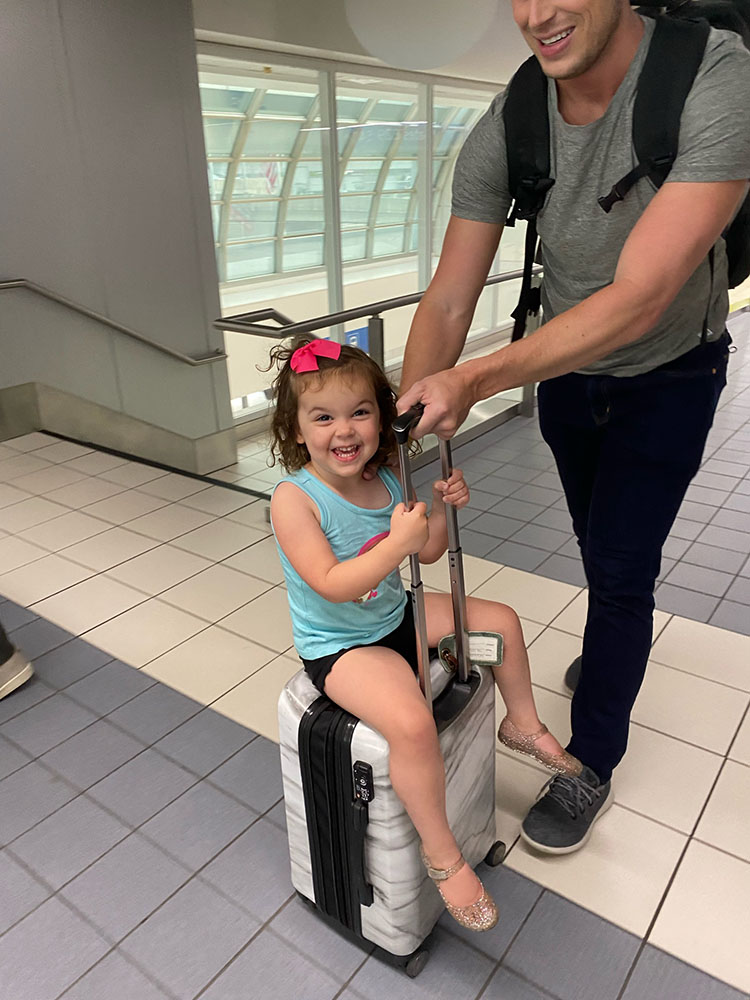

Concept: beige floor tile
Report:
left=31, top=575, right=146, bottom=633
left=211, top=651, right=300, bottom=742
left=219, top=586, right=294, bottom=653
left=180, top=486, right=255, bottom=517
left=0, top=484, right=31, bottom=509
left=59, top=527, right=159, bottom=572
left=83, top=600, right=207, bottom=667
left=19, top=511, right=111, bottom=552
left=472, top=566, right=581, bottom=625
left=159, top=564, right=271, bottom=622
left=106, top=545, right=213, bottom=596
left=550, top=589, right=671, bottom=640
left=730, top=711, right=750, bottom=766
left=98, top=463, right=170, bottom=487
left=141, top=626, right=276, bottom=704
left=506, top=804, right=686, bottom=937
left=0, top=536, right=50, bottom=573
left=0, top=497, right=70, bottom=533
left=695, top=760, right=750, bottom=861
left=0, top=555, right=94, bottom=605
left=12, top=464, right=88, bottom=494
left=45, top=477, right=127, bottom=509
left=3, top=431, right=56, bottom=452
left=65, top=452, right=129, bottom=475
left=223, top=535, right=285, bottom=585
left=633, top=661, right=749, bottom=755
left=527, top=627, right=582, bottom=697
left=125, top=503, right=215, bottom=542
left=494, top=751, right=549, bottom=851
left=170, top=519, right=267, bottom=561
left=0, top=453, right=54, bottom=480
left=519, top=618, right=545, bottom=645
left=417, top=553, right=502, bottom=596
left=651, top=615, right=750, bottom=692
left=615, top=725, right=722, bottom=834
left=650, top=841, right=750, bottom=993
left=82, top=489, right=168, bottom=525
left=32, top=441, right=93, bottom=463
left=224, top=500, right=272, bottom=534
left=137, top=473, right=210, bottom=501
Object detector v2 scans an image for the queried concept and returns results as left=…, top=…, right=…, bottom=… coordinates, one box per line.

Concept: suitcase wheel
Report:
left=484, top=840, right=506, bottom=867
left=405, top=950, right=430, bottom=978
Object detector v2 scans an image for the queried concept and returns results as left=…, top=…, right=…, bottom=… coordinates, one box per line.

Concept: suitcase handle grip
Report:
left=393, top=403, right=424, bottom=445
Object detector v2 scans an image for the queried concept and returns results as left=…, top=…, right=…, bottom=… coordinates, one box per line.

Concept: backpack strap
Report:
left=503, top=56, right=555, bottom=342
left=598, top=15, right=710, bottom=212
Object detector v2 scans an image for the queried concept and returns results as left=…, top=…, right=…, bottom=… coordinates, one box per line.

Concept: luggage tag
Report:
left=437, top=631, right=504, bottom=672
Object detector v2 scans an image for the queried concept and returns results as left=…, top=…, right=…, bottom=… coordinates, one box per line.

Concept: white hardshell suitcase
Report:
left=277, top=406, right=503, bottom=976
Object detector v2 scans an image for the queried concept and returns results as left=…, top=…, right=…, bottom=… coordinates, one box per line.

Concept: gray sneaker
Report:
left=0, top=648, right=34, bottom=700
left=521, top=765, right=614, bottom=854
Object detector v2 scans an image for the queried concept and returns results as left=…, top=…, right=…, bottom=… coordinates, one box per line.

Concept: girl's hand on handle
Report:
left=390, top=502, right=429, bottom=556
left=433, top=469, right=470, bottom=510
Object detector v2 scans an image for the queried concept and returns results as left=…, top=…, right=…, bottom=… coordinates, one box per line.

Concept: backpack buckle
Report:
left=508, top=176, right=555, bottom=225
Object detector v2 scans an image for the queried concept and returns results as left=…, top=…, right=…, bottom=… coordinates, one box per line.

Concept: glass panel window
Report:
left=282, top=234, right=324, bottom=270
left=351, top=124, right=399, bottom=157
left=211, top=203, right=222, bottom=235
left=227, top=201, right=279, bottom=240
left=200, top=87, right=253, bottom=114
left=243, top=119, right=303, bottom=157
left=377, top=193, right=410, bottom=227
left=284, top=198, right=324, bottom=236
left=394, top=122, right=425, bottom=157
left=336, top=97, right=368, bottom=121
left=207, top=161, right=229, bottom=199
left=226, top=241, right=275, bottom=280
left=257, top=90, right=316, bottom=117
left=384, top=160, right=418, bottom=192
left=435, top=124, right=466, bottom=156
left=290, top=161, right=324, bottom=196
left=203, top=119, right=240, bottom=156
left=233, top=161, right=286, bottom=198
left=341, top=229, right=367, bottom=261
left=373, top=226, right=406, bottom=257
left=340, top=195, right=373, bottom=229
left=372, top=100, right=412, bottom=122
left=340, top=160, right=382, bottom=193
left=301, top=122, right=323, bottom=157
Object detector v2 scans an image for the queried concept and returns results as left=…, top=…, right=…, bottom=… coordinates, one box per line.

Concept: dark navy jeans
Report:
left=537, top=332, right=731, bottom=782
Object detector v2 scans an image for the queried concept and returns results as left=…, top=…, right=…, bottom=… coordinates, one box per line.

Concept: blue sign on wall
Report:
left=346, top=326, right=369, bottom=353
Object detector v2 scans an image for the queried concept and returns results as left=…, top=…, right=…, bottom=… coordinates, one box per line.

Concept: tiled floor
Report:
left=1, top=326, right=750, bottom=997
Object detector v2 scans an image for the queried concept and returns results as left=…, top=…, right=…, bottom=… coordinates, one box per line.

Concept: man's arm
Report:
left=399, top=215, right=503, bottom=394
left=399, top=178, right=748, bottom=437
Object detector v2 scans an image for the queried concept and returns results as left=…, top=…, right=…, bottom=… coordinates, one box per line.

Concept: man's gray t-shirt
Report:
left=452, top=17, right=750, bottom=375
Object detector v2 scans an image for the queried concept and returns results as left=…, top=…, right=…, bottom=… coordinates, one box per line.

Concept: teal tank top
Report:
left=272, top=466, right=407, bottom=659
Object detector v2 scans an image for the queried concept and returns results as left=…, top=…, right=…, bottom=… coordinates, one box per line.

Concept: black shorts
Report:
left=302, top=598, right=419, bottom=696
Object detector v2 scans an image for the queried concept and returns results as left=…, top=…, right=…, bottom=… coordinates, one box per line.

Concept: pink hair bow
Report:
left=290, top=339, right=342, bottom=373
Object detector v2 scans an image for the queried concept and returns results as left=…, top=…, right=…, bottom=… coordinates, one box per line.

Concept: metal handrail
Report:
left=1, top=279, right=227, bottom=367
left=214, top=266, right=539, bottom=339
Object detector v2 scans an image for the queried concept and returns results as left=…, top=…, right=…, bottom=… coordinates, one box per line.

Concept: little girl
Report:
left=268, top=336, right=579, bottom=933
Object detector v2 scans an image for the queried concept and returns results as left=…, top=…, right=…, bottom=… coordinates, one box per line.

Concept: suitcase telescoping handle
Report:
left=393, top=406, right=471, bottom=710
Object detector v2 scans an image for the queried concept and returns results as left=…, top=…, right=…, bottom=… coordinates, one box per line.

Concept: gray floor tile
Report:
left=697, top=524, right=750, bottom=554
left=264, top=799, right=288, bottom=831
left=269, top=896, right=372, bottom=983
left=495, top=464, right=542, bottom=485
left=87, top=748, right=195, bottom=827
left=508, top=523, right=571, bottom=553
left=200, top=928, right=340, bottom=1000
left=531, top=507, right=574, bottom=532
left=531, top=471, right=565, bottom=491
left=469, top=511, right=528, bottom=540
left=460, top=456, right=504, bottom=477
left=0, top=761, right=78, bottom=846
left=677, top=500, right=718, bottom=524
left=0, top=601, right=37, bottom=630
left=670, top=517, right=705, bottom=541
left=662, top=535, right=692, bottom=560
left=504, top=892, right=639, bottom=1000
left=682, top=542, right=747, bottom=574
left=711, top=507, right=750, bottom=532
left=507, top=452, right=555, bottom=472
left=61, top=950, right=171, bottom=1000
left=0, top=676, right=55, bottom=725
left=622, top=945, right=748, bottom=1000
left=0, top=897, right=109, bottom=1000
left=483, top=967, right=555, bottom=1000
left=0, top=850, right=50, bottom=934
left=558, top=536, right=582, bottom=558
left=480, top=445, right=524, bottom=464
left=724, top=491, right=750, bottom=513
left=7, top=617, right=74, bottom=659
left=207, top=735, right=283, bottom=813
left=141, top=781, right=256, bottom=870
left=154, top=708, right=256, bottom=777
left=663, top=562, right=734, bottom=598
left=490, top=497, right=546, bottom=522
left=106, top=684, right=202, bottom=745
left=510, top=484, right=561, bottom=506
left=120, top=878, right=256, bottom=1000
left=736, top=478, right=750, bottom=495
left=709, top=599, right=750, bottom=636
left=693, top=470, right=741, bottom=492
left=704, top=458, right=749, bottom=478
left=741, top=554, right=750, bottom=578
left=460, top=530, right=503, bottom=560
left=472, top=474, right=527, bottom=498
left=201, top=818, right=293, bottom=921
left=41, top=718, right=146, bottom=790
left=0, top=733, right=31, bottom=781
left=65, top=659, right=156, bottom=715
left=437, top=864, right=542, bottom=959
left=10, top=795, right=130, bottom=890
left=725, top=575, right=750, bottom=604
left=61, top=833, right=190, bottom=941
left=655, top=584, right=721, bottom=622
left=0, top=692, right=98, bottom=758
left=657, top=557, right=676, bottom=582
left=350, top=926, right=495, bottom=1000
left=685, top=484, right=730, bottom=506
left=487, top=541, right=549, bottom=571
left=31, top=638, right=113, bottom=690
left=535, top=553, right=588, bottom=587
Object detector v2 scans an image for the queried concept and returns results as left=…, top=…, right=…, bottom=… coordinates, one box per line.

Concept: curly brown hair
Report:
left=262, top=336, right=418, bottom=473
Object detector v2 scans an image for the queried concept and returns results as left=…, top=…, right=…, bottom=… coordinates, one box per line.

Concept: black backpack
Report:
left=504, top=0, right=750, bottom=342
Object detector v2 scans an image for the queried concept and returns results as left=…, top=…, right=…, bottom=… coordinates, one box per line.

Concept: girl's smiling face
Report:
left=296, top=372, right=382, bottom=485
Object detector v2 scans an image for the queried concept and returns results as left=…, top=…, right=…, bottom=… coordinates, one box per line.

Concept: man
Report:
left=397, top=0, right=750, bottom=853
left=0, top=620, right=34, bottom=700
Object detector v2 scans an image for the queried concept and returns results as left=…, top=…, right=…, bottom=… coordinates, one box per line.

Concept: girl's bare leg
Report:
left=324, top=646, right=483, bottom=907
left=424, top=593, right=567, bottom=758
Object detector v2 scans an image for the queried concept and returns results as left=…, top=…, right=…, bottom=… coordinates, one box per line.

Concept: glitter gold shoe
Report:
left=419, top=846, right=498, bottom=932
left=498, top=716, right=582, bottom=776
